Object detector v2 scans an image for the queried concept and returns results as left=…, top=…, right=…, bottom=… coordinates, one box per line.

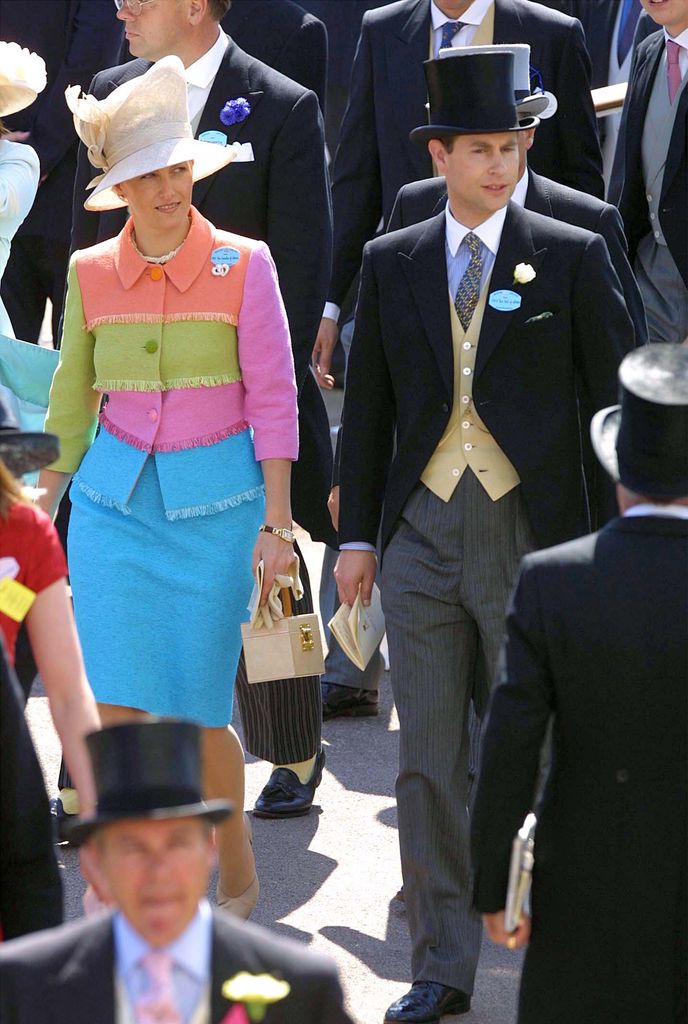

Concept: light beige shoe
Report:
left=216, top=874, right=259, bottom=920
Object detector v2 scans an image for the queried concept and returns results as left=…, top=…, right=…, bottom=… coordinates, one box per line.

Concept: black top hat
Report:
left=65, top=720, right=233, bottom=845
left=591, top=344, right=688, bottom=499
left=410, top=51, right=538, bottom=145
left=0, top=391, right=59, bottom=476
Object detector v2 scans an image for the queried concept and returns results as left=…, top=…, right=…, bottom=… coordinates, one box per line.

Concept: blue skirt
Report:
left=68, top=440, right=265, bottom=727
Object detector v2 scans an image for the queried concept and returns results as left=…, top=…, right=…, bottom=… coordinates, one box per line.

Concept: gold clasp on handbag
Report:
left=299, top=624, right=315, bottom=651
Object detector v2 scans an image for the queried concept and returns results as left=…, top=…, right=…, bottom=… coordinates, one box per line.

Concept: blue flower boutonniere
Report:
left=220, top=96, right=251, bottom=127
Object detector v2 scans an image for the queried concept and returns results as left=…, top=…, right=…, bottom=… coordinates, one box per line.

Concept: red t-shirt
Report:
left=0, top=502, right=68, bottom=664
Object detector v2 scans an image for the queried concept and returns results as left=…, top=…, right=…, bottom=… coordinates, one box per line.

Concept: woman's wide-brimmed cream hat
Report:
left=66, top=55, right=237, bottom=212
left=0, top=41, right=47, bottom=118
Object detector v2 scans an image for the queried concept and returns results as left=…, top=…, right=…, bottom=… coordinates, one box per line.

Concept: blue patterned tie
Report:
left=440, top=19, right=463, bottom=51
left=616, top=0, right=641, bottom=67
left=454, top=233, right=483, bottom=331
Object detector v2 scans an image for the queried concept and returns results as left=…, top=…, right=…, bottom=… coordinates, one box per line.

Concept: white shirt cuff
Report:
left=339, top=542, right=376, bottom=552
left=322, top=302, right=341, bottom=323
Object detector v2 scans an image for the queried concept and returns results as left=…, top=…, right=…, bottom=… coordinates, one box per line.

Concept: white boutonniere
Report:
left=513, top=263, right=536, bottom=285
left=221, top=972, right=291, bottom=1023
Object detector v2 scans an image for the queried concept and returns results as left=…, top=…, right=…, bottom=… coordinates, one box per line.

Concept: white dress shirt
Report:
left=114, top=899, right=212, bottom=1024
left=664, top=25, right=688, bottom=80
left=430, top=0, right=495, bottom=55
left=624, top=503, right=688, bottom=520
left=186, top=28, right=230, bottom=132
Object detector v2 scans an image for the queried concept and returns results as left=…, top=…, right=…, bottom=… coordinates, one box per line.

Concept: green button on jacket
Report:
left=144, top=340, right=159, bottom=353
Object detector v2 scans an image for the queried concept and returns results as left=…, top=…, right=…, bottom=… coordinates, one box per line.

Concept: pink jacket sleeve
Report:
left=238, top=242, right=299, bottom=462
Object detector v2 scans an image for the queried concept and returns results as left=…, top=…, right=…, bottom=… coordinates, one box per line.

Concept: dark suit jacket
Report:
left=388, top=169, right=648, bottom=345
left=328, top=0, right=603, bottom=307
left=0, top=0, right=123, bottom=243
left=338, top=203, right=635, bottom=553
left=0, top=909, right=353, bottom=1023
left=0, top=641, right=62, bottom=940
left=69, top=42, right=335, bottom=543
left=223, top=0, right=328, bottom=112
left=471, top=516, right=688, bottom=1024
left=609, top=30, right=688, bottom=288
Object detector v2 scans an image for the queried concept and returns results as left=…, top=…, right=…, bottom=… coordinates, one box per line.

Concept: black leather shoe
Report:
left=321, top=682, right=379, bottom=720
left=50, top=797, right=76, bottom=845
left=253, top=749, right=325, bottom=818
left=384, top=982, right=471, bottom=1022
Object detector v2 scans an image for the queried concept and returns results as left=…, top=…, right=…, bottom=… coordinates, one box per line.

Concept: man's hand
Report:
left=327, top=486, right=340, bottom=531
left=335, top=549, right=377, bottom=607
left=4, top=130, right=30, bottom=143
left=312, top=316, right=338, bottom=389
left=483, top=910, right=531, bottom=950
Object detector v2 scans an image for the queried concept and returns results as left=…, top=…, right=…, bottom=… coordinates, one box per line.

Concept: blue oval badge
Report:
left=489, top=289, right=522, bottom=312
left=211, top=246, right=241, bottom=267
left=199, top=130, right=228, bottom=146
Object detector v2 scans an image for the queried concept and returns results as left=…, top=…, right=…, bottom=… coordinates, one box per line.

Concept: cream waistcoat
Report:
left=421, top=282, right=520, bottom=501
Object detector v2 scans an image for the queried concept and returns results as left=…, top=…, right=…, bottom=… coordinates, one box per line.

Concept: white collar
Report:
left=511, top=167, right=529, bottom=209
left=663, top=25, right=688, bottom=52
left=185, top=28, right=229, bottom=90
left=114, top=899, right=212, bottom=984
left=444, top=201, right=508, bottom=257
left=431, top=0, right=493, bottom=31
left=624, top=503, right=688, bottom=520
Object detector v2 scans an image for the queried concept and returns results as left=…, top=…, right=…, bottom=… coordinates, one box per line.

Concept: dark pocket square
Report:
left=524, top=311, right=555, bottom=325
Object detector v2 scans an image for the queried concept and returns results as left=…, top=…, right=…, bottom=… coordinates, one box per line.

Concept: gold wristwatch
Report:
left=259, top=524, right=295, bottom=543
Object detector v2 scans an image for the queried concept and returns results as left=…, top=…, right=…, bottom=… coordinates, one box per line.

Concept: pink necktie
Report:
left=135, top=950, right=182, bottom=1024
left=666, top=39, right=682, bottom=104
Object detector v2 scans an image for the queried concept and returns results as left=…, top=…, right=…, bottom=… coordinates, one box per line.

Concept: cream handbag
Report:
left=240, top=558, right=325, bottom=684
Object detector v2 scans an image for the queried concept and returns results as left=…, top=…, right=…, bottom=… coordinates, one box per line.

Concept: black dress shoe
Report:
left=384, top=982, right=471, bottom=1023
left=321, top=682, right=379, bottom=720
left=253, top=749, right=325, bottom=818
left=50, top=797, right=76, bottom=845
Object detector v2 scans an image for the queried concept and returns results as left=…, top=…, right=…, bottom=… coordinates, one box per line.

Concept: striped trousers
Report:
left=380, top=472, right=534, bottom=991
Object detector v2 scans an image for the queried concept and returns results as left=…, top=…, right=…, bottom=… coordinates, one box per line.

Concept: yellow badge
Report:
left=0, top=577, right=36, bottom=622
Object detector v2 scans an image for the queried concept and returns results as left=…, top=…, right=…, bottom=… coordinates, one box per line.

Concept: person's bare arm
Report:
left=26, top=579, right=99, bottom=815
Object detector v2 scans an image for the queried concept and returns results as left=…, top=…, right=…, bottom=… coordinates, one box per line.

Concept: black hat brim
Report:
left=64, top=798, right=233, bottom=846
left=0, top=432, right=59, bottom=476
left=590, top=405, right=621, bottom=482
left=410, top=114, right=539, bottom=145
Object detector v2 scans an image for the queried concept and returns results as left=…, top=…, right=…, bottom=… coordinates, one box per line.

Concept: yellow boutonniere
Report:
left=222, top=972, right=291, bottom=1023
left=513, top=262, right=536, bottom=285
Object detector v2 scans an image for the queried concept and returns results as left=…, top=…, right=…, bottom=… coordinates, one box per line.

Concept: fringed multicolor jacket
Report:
left=45, top=207, right=298, bottom=521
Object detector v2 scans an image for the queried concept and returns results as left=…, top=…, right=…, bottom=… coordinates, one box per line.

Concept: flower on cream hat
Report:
left=66, top=55, right=238, bottom=212
left=0, top=41, right=47, bottom=118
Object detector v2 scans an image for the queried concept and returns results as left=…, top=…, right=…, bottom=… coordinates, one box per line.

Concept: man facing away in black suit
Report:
left=311, top=0, right=603, bottom=389
left=0, top=721, right=353, bottom=1024
left=66, top=0, right=334, bottom=825
left=335, top=50, right=635, bottom=1024
left=471, top=343, right=688, bottom=1024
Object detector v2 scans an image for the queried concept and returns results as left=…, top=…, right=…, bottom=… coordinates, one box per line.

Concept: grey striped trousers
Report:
left=235, top=539, right=322, bottom=764
left=380, top=472, right=534, bottom=991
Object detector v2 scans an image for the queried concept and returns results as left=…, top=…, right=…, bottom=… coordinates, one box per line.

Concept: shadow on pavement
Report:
left=320, top=896, right=411, bottom=983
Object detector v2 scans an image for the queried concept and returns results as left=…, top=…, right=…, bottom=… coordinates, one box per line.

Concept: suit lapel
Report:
left=493, top=0, right=525, bottom=45
left=192, top=41, right=263, bottom=209
left=475, top=203, right=547, bottom=380
left=47, top=918, right=116, bottom=1024
left=664, top=79, right=688, bottom=195
left=399, top=211, right=454, bottom=400
left=627, top=35, right=664, bottom=163
left=386, top=0, right=433, bottom=180
left=524, top=170, right=553, bottom=218
left=209, top=914, right=260, bottom=1023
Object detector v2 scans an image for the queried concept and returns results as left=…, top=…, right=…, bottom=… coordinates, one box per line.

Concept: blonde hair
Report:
left=0, top=460, right=28, bottom=519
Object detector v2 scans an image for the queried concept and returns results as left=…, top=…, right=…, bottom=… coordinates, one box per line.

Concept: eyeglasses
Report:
left=113, top=0, right=158, bottom=15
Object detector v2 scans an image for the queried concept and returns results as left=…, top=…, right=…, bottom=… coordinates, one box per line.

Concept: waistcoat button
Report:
left=144, top=340, right=158, bottom=353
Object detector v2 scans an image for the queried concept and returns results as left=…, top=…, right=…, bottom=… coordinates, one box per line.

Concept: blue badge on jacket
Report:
left=489, top=290, right=522, bottom=312
left=211, top=247, right=241, bottom=267
left=199, top=130, right=228, bottom=146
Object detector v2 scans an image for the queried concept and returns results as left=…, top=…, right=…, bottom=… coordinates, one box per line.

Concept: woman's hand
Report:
left=483, top=910, right=531, bottom=950
left=252, top=530, right=296, bottom=605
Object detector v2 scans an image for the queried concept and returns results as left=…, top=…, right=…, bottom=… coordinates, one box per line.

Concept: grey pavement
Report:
left=24, top=382, right=523, bottom=1024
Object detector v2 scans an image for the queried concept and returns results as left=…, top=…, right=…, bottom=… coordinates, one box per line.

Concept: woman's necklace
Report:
left=130, top=231, right=184, bottom=265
